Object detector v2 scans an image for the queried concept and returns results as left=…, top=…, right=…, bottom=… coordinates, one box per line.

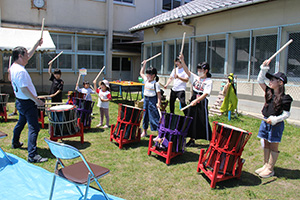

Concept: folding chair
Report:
left=0, top=131, right=12, bottom=163
left=44, top=138, right=110, bottom=200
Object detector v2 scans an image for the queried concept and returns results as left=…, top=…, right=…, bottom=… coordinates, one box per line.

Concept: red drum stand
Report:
left=0, top=94, right=9, bottom=122
left=197, top=121, right=252, bottom=188
left=110, top=104, right=143, bottom=149
left=148, top=112, right=193, bottom=165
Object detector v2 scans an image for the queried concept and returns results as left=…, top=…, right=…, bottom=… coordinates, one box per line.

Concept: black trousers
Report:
left=169, top=89, right=187, bottom=115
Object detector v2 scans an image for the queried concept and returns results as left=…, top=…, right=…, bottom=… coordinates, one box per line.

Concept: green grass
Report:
left=1, top=92, right=300, bottom=200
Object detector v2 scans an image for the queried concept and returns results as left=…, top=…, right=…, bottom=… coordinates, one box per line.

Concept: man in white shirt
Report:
left=164, top=57, right=189, bottom=115
left=10, top=39, right=48, bottom=163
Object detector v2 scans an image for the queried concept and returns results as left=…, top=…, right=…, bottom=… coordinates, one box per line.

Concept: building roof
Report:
left=129, top=0, right=268, bottom=32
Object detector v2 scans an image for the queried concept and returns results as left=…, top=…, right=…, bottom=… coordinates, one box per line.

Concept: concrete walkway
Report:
left=208, top=95, right=300, bottom=127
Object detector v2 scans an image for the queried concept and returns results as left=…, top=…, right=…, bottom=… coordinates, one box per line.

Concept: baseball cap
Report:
left=266, top=72, right=287, bottom=84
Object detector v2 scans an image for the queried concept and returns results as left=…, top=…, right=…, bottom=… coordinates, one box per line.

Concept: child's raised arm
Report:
left=140, top=60, right=147, bottom=80
left=48, top=63, right=52, bottom=76
left=179, top=53, right=191, bottom=77
left=257, top=59, right=271, bottom=92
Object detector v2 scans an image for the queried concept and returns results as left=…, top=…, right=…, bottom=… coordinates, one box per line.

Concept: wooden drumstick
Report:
left=8, top=56, right=12, bottom=67
left=94, top=66, right=106, bottom=82
left=75, top=73, right=81, bottom=90
left=267, top=39, right=293, bottom=63
left=40, top=18, right=45, bottom=39
left=45, top=102, right=65, bottom=105
left=180, top=104, right=191, bottom=111
left=90, top=85, right=103, bottom=98
left=246, top=113, right=268, bottom=122
left=141, top=53, right=162, bottom=64
left=48, top=51, right=63, bottom=65
left=180, top=32, right=186, bottom=55
left=158, top=82, right=164, bottom=87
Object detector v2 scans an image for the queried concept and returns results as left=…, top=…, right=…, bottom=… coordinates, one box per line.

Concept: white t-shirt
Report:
left=170, top=67, right=189, bottom=91
left=143, top=78, right=160, bottom=97
left=189, top=72, right=213, bottom=96
left=76, top=87, right=95, bottom=101
left=10, top=63, right=37, bottom=100
left=96, top=88, right=111, bottom=108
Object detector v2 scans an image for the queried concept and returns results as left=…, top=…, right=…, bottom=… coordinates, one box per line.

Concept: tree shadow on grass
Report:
left=110, top=139, right=149, bottom=150
left=84, top=127, right=105, bottom=133
left=197, top=170, right=262, bottom=189
left=274, top=167, right=300, bottom=179
left=1, top=118, right=18, bottom=123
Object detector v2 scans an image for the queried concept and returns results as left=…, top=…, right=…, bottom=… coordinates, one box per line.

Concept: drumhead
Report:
left=217, top=122, right=248, bottom=133
left=49, top=104, right=74, bottom=111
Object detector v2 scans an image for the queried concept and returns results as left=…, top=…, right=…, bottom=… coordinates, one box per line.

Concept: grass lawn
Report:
left=1, top=92, right=300, bottom=200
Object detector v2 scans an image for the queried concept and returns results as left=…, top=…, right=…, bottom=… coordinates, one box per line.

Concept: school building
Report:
left=1, top=0, right=190, bottom=93
left=129, top=0, right=300, bottom=122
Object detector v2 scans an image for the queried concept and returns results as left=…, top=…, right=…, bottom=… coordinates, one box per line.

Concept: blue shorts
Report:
left=257, top=120, right=284, bottom=143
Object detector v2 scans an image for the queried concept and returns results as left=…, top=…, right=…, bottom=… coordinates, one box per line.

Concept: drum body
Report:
left=73, top=98, right=94, bottom=128
left=112, top=104, right=143, bottom=140
left=201, top=122, right=251, bottom=175
left=155, top=112, right=193, bottom=153
left=67, top=91, right=85, bottom=104
left=46, top=105, right=79, bottom=136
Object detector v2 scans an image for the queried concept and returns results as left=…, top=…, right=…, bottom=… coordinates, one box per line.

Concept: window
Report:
left=112, top=57, right=131, bottom=71
left=208, top=40, right=225, bottom=74
left=163, top=0, right=192, bottom=11
left=44, top=33, right=105, bottom=71
left=287, top=32, right=300, bottom=78
left=114, top=0, right=134, bottom=5
left=78, top=55, right=104, bottom=69
left=234, top=38, right=250, bottom=75
left=251, top=35, right=277, bottom=76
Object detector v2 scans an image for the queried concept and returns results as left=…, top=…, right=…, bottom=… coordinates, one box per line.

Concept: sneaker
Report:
left=28, top=154, right=48, bottom=163
left=96, top=123, right=103, bottom=128
left=186, top=140, right=195, bottom=147
left=141, top=130, right=147, bottom=138
left=153, top=136, right=160, bottom=142
left=9, top=112, right=18, bottom=117
left=103, top=125, right=109, bottom=129
left=11, top=142, right=23, bottom=149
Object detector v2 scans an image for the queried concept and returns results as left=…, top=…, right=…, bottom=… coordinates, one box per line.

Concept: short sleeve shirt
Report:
left=143, top=77, right=160, bottom=97
left=189, top=72, right=213, bottom=96
left=262, top=86, right=293, bottom=117
left=170, top=67, right=189, bottom=91
left=76, top=87, right=95, bottom=101
left=49, top=73, right=64, bottom=102
left=96, top=88, right=112, bottom=108
left=10, top=63, right=37, bottom=99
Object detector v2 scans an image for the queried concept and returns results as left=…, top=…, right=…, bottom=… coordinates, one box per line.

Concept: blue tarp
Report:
left=0, top=151, right=124, bottom=200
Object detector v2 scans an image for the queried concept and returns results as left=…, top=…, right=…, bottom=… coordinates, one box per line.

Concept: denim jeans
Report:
left=143, top=96, right=159, bottom=131
left=12, top=99, right=40, bottom=158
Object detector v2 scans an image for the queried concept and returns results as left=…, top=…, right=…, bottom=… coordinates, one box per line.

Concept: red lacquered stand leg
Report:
left=148, top=135, right=153, bottom=156
left=119, top=130, right=124, bottom=149
left=110, top=125, right=115, bottom=142
left=211, top=160, right=221, bottom=189
left=166, top=141, right=173, bottom=165
left=197, top=149, right=205, bottom=173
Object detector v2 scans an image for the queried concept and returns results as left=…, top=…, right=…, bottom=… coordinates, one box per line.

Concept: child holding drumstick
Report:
left=179, top=53, right=212, bottom=147
left=48, top=62, right=64, bottom=103
left=255, top=59, right=293, bottom=178
left=93, top=79, right=112, bottom=128
left=140, top=60, right=161, bottom=137
left=76, top=81, right=94, bottom=101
